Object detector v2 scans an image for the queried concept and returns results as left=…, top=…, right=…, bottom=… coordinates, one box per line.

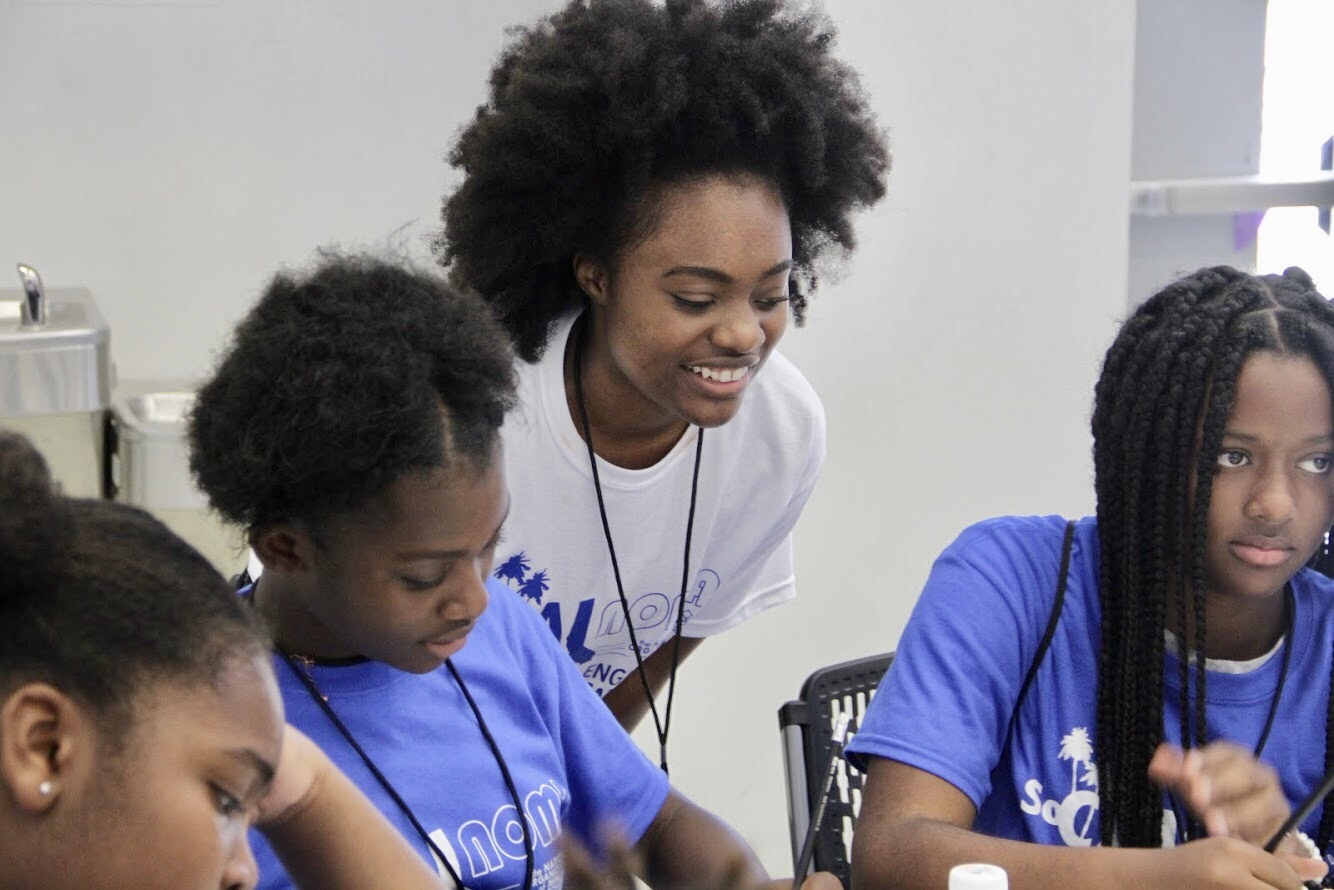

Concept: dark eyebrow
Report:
left=227, top=748, right=276, bottom=792
left=1223, top=431, right=1334, bottom=445
left=660, top=260, right=792, bottom=285
left=395, top=500, right=511, bottom=561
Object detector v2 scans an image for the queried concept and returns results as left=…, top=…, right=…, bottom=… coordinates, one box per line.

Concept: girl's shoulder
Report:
left=948, top=513, right=1094, bottom=563
left=1291, top=566, right=1334, bottom=631
left=1292, top=565, right=1334, bottom=596
left=473, top=576, right=556, bottom=649
left=928, top=514, right=1101, bottom=626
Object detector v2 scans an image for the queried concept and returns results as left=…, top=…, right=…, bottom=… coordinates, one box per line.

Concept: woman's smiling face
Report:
left=578, top=173, right=793, bottom=433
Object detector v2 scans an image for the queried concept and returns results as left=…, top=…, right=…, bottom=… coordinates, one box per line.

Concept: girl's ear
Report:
left=0, top=683, right=92, bottom=814
left=250, top=523, right=316, bottom=575
left=572, top=253, right=611, bottom=306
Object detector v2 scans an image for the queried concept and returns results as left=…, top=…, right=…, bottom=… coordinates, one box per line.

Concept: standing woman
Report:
left=438, top=0, right=889, bottom=743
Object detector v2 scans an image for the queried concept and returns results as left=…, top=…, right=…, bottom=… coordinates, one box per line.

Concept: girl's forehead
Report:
left=1227, top=351, right=1333, bottom=428
left=329, top=458, right=507, bottom=546
left=119, top=654, right=282, bottom=771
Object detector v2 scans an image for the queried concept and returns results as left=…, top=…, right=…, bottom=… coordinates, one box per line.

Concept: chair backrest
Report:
left=778, top=652, right=893, bottom=888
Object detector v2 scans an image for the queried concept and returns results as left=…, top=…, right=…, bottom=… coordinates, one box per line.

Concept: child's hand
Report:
left=560, top=827, right=643, bottom=890
left=1148, top=741, right=1292, bottom=847
left=558, top=827, right=842, bottom=890
left=252, top=724, right=448, bottom=889
left=762, top=875, right=845, bottom=890
left=254, top=725, right=325, bottom=827
left=1140, top=836, right=1327, bottom=889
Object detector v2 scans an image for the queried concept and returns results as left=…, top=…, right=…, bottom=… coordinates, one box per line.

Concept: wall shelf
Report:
left=1130, top=172, right=1334, bottom=216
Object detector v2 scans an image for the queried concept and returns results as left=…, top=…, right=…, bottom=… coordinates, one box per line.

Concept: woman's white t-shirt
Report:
left=493, top=313, right=826, bottom=696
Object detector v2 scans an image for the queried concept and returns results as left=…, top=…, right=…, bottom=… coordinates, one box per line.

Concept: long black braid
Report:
left=1091, top=266, right=1334, bottom=849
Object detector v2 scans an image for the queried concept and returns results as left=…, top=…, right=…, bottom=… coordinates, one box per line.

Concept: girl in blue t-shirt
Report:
left=849, top=266, right=1334, bottom=890
left=0, top=430, right=444, bottom=890
left=187, top=252, right=836, bottom=890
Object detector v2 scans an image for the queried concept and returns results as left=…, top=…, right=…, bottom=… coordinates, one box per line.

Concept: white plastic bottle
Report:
left=948, top=863, right=1009, bottom=889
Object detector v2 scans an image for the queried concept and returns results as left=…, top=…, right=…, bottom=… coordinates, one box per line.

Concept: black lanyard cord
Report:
left=1171, top=584, right=1295, bottom=844
left=444, top=659, right=535, bottom=890
left=1252, top=585, right=1295, bottom=760
left=279, top=652, right=535, bottom=890
left=572, top=315, right=703, bottom=775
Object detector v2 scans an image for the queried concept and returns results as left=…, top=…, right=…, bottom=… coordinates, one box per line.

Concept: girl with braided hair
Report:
left=846, top=267, right=1334, bottom=889
left=0, top=430, right=445, bottom=890
left=437, top=0, right=889, bottom=744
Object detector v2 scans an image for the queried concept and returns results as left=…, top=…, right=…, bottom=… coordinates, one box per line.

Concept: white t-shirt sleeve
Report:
left=682, top=362, right=827, bottom=636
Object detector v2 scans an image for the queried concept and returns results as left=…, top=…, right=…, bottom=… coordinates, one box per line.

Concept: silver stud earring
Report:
left=38, top=780, right=53, bottom=796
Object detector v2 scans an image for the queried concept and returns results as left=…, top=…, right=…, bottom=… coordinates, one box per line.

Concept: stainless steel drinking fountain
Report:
left=0, top=264, right=113, bottom=498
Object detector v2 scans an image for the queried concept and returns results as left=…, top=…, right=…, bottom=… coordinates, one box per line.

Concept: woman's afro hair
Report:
left=439, top=0, right=890, bottom=361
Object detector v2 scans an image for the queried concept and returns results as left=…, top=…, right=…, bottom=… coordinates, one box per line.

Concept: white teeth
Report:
left=689, top=365, right=750, bottom=383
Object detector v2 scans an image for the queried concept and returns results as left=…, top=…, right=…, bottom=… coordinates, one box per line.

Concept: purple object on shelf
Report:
left=1233, top=210, right=1266, bottom=251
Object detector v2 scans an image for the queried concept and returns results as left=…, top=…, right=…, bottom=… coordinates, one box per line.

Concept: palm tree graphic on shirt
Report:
left=1059, top=728, right=1094, bottom=793
left=1021, top=728, right=1104, bottom=845
left=492, top=552, right=550, bottom=603
left=518, top=570, right=550, bottom=603
left=1058, top=727, right=1100, bottom=840
left=494, top=552, right=531, bottom=586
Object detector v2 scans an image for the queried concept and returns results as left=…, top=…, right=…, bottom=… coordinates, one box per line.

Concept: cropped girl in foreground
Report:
left=440, top=0, right=889, bottom=739
left=188, top=254, right=835, bottom=890
left=0, top=431, right=441, bottom=890
left=849, top=267, right=1334, bottom=889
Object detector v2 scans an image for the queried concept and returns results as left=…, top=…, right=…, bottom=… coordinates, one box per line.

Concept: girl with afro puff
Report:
left=437, top=0, right=889, bottom=753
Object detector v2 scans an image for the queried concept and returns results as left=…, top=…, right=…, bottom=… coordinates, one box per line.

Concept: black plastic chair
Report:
left=778, top=652, right=893, bottom=888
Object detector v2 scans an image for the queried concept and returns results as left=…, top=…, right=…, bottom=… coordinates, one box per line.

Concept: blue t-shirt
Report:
left=846, top=514, right=1334, bottom=849
left=250, top=578, right=670, bottom=890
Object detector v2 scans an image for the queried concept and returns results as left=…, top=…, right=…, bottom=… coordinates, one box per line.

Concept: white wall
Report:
left=1, top=0, right=559, bottom=382
left=0, top=0, right=1137, bottom=878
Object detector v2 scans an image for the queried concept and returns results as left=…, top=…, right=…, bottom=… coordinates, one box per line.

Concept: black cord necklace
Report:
left=237, top=575, right=534, bottom=887
left=1252, top=586, right=1296, bottom=758
left=277, top=652, right=535, bottom=890
left=571, top=315, right=703, bottom=775
left=1170, top=585, right=1295, bottom=843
